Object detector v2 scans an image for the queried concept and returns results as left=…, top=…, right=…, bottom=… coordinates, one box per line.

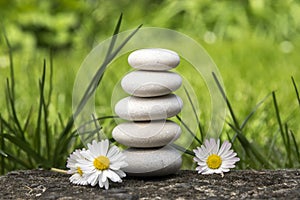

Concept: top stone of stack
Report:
left=128, top=48, right=180, bottom=71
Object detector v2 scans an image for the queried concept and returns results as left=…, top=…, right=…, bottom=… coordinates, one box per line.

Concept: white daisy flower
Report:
left=193, top=138, right=240, bottom=177
left=78, top=139, right=128, bottom=190
left=66, top=149, right=88, bottom=185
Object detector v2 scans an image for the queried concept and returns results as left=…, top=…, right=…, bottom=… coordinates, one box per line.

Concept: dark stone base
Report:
left=0, top=169, right=299, bottom=199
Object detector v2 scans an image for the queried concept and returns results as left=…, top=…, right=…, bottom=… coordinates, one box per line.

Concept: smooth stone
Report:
left=123, top=146, right=182, bottom=176
left=128, top=48, right=180, bottom=71
left=121, top=70, right=182, bottom=97
left=114, top=94, right=183, bottom=121
left=112, top=120, right=181, bottom=148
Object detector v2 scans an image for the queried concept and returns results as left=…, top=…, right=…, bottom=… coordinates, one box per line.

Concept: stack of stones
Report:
left=113, top=48, right=183, bottom=176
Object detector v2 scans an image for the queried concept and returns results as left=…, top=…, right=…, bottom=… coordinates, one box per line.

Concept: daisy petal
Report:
left=104, top=179, right=109, bottom=190
left=114, top=170, right=126, bottom=178
left=66, top=139, right=127, bottom=189
left=193, top=138, right=240, bottom=176
left=107, top=146, right=119, bottom=158
left=106, top=169, right=122, bottom=182
left=100, top=139, right=109, bottom=156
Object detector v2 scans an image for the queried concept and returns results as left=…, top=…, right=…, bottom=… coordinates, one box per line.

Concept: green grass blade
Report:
left=0, top=116, right=14, bottom=134
left=55, top=21, right=142, bottom=162
left=266, top=130, right=278, bottom=163
left=284, top=123, right=292, bottom=167
left=54, top=133, right=79, bottom=167
left=0, top=149, right=7, bottom=157
left=103, top=13, right=123, bottom=73
left=291, top=76, right=300, bottom=107
left=40, top=62, right=52, bottom=161
left=73, top=14, right=124, bottom=118
left=110, top=13, right=123, bottom=46
left=1, top=134, right=45, bottom=166
left=77, top=128, right=102, bottom=136
left=0, top=115, right=5, bottom=174
left=73, top=23, right=143, bottom=118
left=290, top=129, right=300, bottom=164
left=227, top=122, right=274, bottom=169
left=71, top=115, right=117, bottom=136
left=272, top=91, right=286, bottom=147
left=47, top=50, right=53, bottom=107
left=92, top=114, right=101, bottom=141
left=34, top=61, right=47, bottom=155
left=212, top=72, right=240, bottom=128
left=22, top=107, right=33, bottom=132
left=2, top=26, right=15, bottom=99
left=5, top=79, right=24, bottom=138
left=33, top=59, right=51, bottom=160
left=183, top=86, right=204, bottom=142
left=225, top=120, right=238, bottom=143
left=176, top=115, right=202, bottom=144
left=213, top=72, right=275, bottom=168
left=37, top=59, right=54, bottom=163
left=170, top=143, right=195, bottom=156
left=2, top=151, right=31, bottom=169
left=240, top=93, right=271, bottom=130
left=95, top=13, right=123, bottom=87
left=58, top=113, right=65, bottom=129
left=226, top=131, right=232, bottom=142
left=42, top=87, right=51, bottom=161
left=53, top=116, right=74, bottom=164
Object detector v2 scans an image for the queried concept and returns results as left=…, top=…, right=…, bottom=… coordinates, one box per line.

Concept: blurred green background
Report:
left=1, top=0, right=300, bottom=173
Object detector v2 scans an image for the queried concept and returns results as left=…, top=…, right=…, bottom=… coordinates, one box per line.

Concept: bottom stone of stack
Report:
left=122, top=145, right=182, bottom=177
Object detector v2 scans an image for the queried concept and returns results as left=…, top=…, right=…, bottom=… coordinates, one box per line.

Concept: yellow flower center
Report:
left=206, top=154, right=222, bottom=169
left=93, top=155, right=110, bottom=170
left=77, top=167, right=83, bottom=176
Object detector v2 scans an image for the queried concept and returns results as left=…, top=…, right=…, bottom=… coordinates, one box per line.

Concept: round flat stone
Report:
left=128, top=48, right=180, bottom=71
left=115, top=94, right=183, bottom=121
left=121, top=70, right=182, bottom=97
left=123, top=146, right=182, bottom=176
left=112, top=120, right=181, bottom=148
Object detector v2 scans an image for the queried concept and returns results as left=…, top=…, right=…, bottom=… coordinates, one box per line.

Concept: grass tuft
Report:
left=212, top=72, right=274, bottom=169
left=0, top=14, right=142, bottom=174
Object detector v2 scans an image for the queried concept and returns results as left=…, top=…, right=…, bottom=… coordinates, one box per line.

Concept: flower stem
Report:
left=51, top=168, right=68, bottom=174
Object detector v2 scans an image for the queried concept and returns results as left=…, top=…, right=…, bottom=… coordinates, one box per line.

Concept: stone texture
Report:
left=112, top=120, right=181, bottom=148
left=121, top=70, right=182, bottom=97
left=113, top=48, right=183, bottom=177
left=1, top=169, right=300, bottom=199
left=114, top=94, right=183, bottom=121
left=122, top=146, right=182, bottom=176
left=128, top=48, right=180, bottom=71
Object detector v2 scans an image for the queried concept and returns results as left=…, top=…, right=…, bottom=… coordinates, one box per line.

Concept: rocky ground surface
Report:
left=0, top=169, right=299, bottom=199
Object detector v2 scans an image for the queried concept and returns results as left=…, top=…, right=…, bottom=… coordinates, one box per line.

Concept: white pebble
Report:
left=112, top=120, right=181, bottom=148
left=114, top=94, right=183, bottom=121
left=123, top=146, right=182, bottom=176
left=128, top=48, right=180, bottom=71
left=121, top=70, right=182, bottom=97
